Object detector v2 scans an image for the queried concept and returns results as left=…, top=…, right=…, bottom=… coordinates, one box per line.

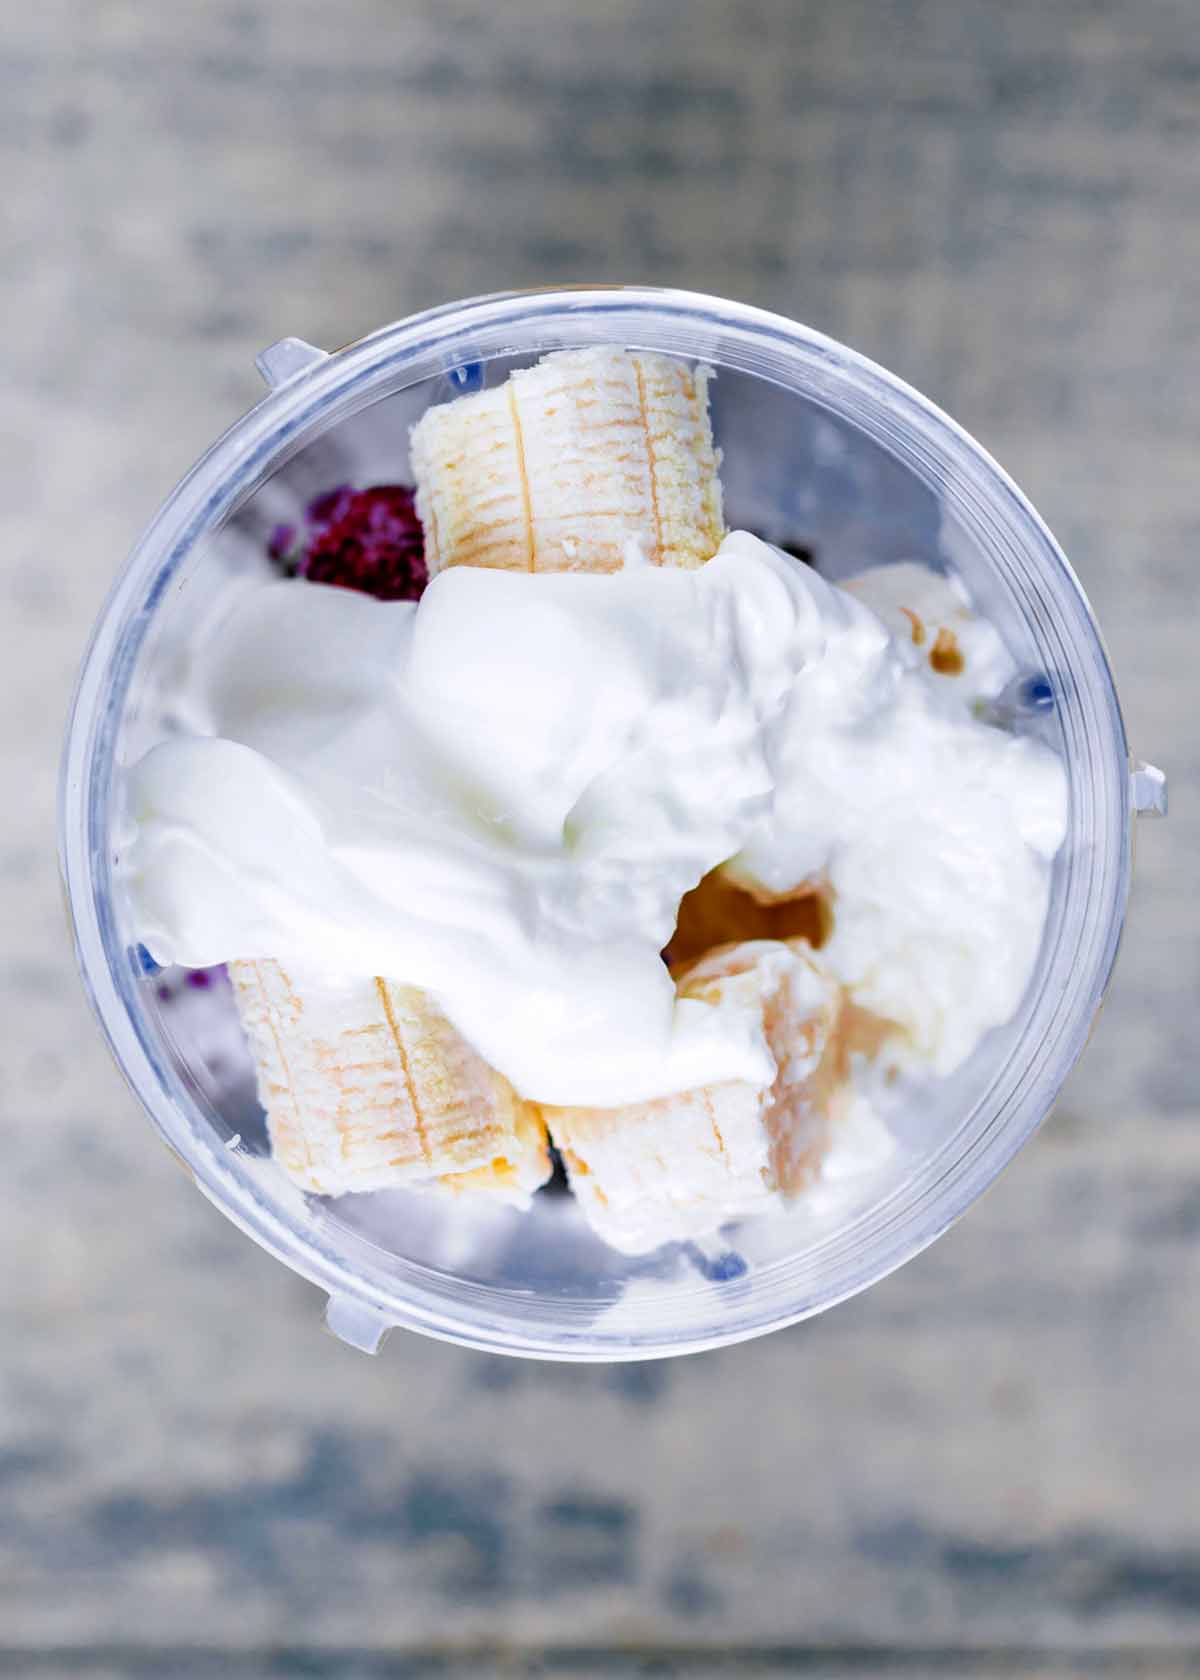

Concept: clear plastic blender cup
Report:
left=58, top=287, right=1164, bottom=1360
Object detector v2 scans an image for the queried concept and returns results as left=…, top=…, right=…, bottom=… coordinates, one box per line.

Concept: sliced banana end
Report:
left=230, top=959, right=550, bottom=1200
left=410, top=347, right=724, bottom=577
left=544, top=939, right=843, bottom=1255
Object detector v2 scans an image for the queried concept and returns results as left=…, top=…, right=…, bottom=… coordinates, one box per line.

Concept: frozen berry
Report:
left=299, top=484, right=427, bottom=602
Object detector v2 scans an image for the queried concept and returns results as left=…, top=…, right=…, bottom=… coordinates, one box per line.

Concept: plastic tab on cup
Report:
left=323, top=1294, right=393, bottom=1355
left=255, top=337, right=328, bottom=390
left=1131, top=761, right=1168, bottom=818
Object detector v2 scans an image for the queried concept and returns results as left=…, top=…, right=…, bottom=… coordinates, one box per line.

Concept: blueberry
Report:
left=1020, top=674, right=1055, bottom=710
left=266, top=522, right=296, bottom=563
left=684, top=1244, right=748, bottom=1283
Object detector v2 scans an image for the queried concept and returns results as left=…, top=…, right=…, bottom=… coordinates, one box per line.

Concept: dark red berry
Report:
left=297, top=484, right=427, bottom=602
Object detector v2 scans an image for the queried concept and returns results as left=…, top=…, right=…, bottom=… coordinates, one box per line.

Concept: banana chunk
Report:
left=544, top=940, right=843, bottom=1254
left=410, top=347, right=724, bottom=575
left=230, top=959, right=550, bottom=1202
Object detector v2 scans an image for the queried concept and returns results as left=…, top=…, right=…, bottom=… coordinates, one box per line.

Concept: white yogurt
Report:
left=841, top=559, right=1016, bottom=706
left=728, top=553, right=1068, bottom=1072
left=126, top=532, right=1067, bottom=1105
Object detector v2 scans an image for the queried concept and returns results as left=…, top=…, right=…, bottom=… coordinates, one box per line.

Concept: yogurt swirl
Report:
left=126, top=533, right=1067, bottom=1106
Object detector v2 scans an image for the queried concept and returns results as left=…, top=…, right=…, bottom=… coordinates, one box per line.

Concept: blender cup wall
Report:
left=60, top=289, right=1156, bottom=1359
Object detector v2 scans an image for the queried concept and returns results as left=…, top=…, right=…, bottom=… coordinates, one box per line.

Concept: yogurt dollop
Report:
left=126, top=532, right=1067, bottom=1105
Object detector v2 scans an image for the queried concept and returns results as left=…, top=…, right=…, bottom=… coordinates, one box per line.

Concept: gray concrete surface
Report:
left=3, top=0, right=1197, bottom=1672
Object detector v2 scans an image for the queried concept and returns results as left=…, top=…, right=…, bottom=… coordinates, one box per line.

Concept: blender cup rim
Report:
left=58, top=286, right=1132, bottom=1359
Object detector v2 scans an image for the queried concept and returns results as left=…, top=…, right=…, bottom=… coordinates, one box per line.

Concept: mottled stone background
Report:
left=4, top=0, right=1197, bottom=1674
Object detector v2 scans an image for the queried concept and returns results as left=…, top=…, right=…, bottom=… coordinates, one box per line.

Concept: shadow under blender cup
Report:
left=59, top=287, right=1159, bottom=1360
